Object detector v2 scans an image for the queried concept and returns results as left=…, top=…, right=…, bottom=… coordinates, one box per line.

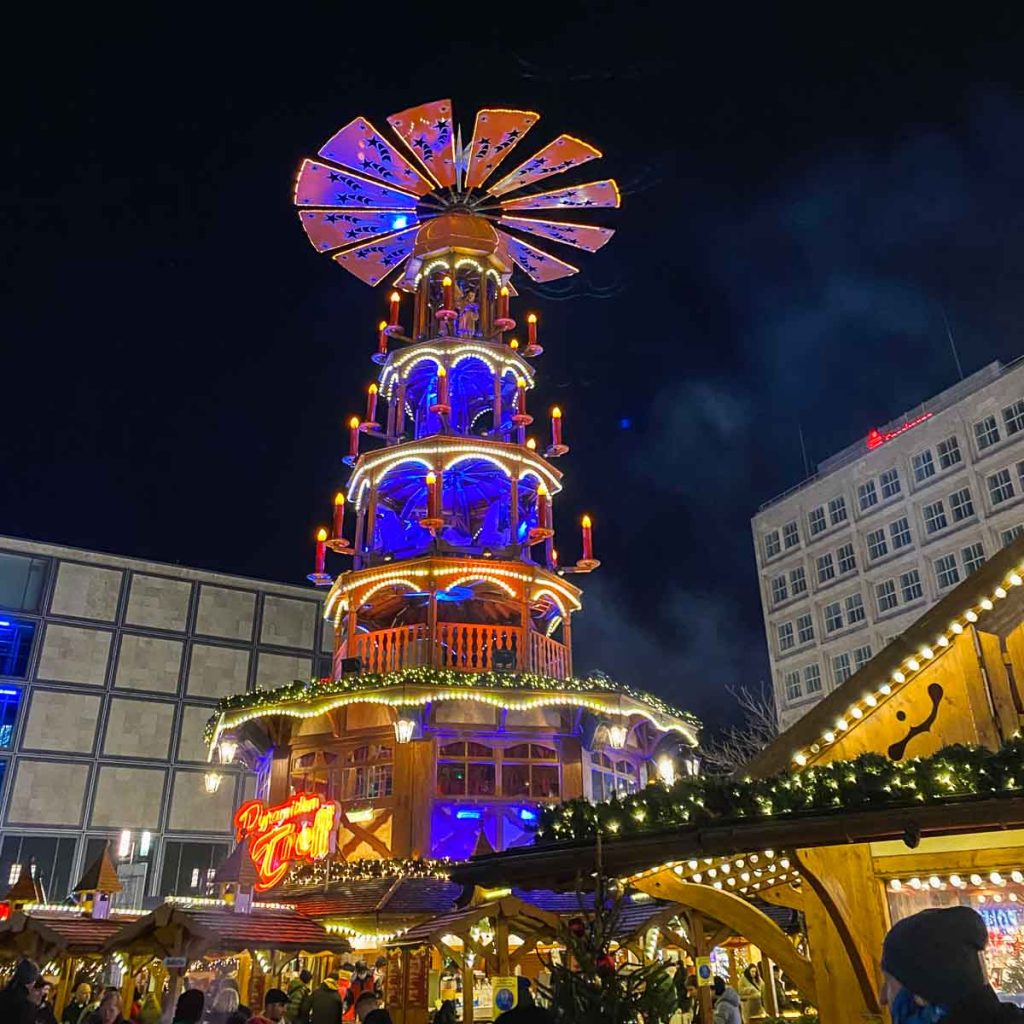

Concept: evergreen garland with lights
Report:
left=206, top=668, right=698, bottom=742
left=283, top=856, right=453, bottom=887
left=535, top=740, right=1024, bottom=844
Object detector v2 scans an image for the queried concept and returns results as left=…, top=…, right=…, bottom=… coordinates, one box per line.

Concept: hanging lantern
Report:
left=656, top=755, right=676, bottom=787
left=607, top=722, right=628, bottom=749
left=394, top=716, right=416, bottom=744
left=218, top=739, right=238, bottom=764
left=204, top=771, right=223, bottom=794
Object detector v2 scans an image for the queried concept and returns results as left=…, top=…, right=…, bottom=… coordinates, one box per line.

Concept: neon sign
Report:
left=866, top=412, right=932, bottom=450
left=234, top=794, right=341, bottom=891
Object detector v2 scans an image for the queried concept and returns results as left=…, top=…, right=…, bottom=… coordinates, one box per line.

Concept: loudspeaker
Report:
left=492, top=649, right=516, bottom=671
left=340, top=657, right=363, bottom=675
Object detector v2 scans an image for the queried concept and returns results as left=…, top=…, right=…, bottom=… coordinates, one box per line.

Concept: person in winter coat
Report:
left=172, top=989, right=206, bottom=1024
left=285, top=972, right=312, bottom=1024
left=0, top=959, right=42, bottom=1024
left=308, top=976, right=344, bottom=1024
left=342, top=964, right=375, bottom=1019
left=737, top=964, right=764, bottom=1020
left=882, top=905, right=1024, bottom=1024
left=711, top=977, right=741, bottom=1024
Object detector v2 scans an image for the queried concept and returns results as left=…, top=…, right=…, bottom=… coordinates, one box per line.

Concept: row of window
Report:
left=761, top=395, right=1024, bottom=563
left=782, top=644, right=874, bottom=704
left=777, top=591, right=866, bottom=652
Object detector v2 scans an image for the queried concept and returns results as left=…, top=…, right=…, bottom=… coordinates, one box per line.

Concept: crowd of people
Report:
left=0, top=906, right=1020, bottom=1023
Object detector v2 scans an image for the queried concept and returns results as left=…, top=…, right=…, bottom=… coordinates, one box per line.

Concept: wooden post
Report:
left=510, top=478, right=519, bottom=549
left=53, top=956, right=75, bottom=1018
left=692, top=911, right=713, bottom=1024
left=492, top=376, right=502, bottom=435
left=496, top=916, right=510, bottom=976
left=562, top=617, right=573, bottom=679
left=365, top=486, right=379, bottom=560
left=119, top=967, right=136, bottom=1021
left=417, top=276, right=429, bottom=339
left=764, top=956, right=780, bottom=1017
left=395, top=381, right=407, bottom=437
left=237, top=952, right=252, bottom=1010
left=354, top=512, right=366, bottom=568
left=427, top=585, right=439, bottom=668
left=462, top=960, right=474, bottom=1024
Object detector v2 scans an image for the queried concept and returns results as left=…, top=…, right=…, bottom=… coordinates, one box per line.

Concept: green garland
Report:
left=283, top=856, right=454, bottom=888
left=534, top=740, right=1024, bottom=844
left=205, top=668, right=699, bottom=743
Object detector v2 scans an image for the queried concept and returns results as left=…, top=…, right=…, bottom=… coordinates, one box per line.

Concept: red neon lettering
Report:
left=865, top=412, right=932, bottom=451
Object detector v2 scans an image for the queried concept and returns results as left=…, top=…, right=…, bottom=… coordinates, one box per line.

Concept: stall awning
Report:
left=392, top=896, right=559, bottom=947
left=291, top=877, right=461, bottom=920
left=0, top=912, right=132, bottom=961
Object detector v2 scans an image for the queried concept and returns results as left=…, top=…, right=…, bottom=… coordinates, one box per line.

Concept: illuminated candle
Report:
left=366, top=383, right=378, bottom=423
left=442, top=275, right=453, bottom=309
left=516, top=377, right=527, bottom=417
left=582, top=514, right=593, bottom=560
left=437, top=366, right=449, bottom=406
left=377, top=320, right=388, bottom=355
left=526, top=437, right=537, bottom=450
left=551, top=406, right=563, bottom=447
left=315, top=527, right=328, bottom=575
left=389, top=290, right=400, bottom=327
left=527, top=313, right=538, bottom=347
left=499, top=286, right=510, bottom=320
left=536, top=483, right=549, bottom=529
left=332, top=492, right=345, bottom=538
left=551, top=548, right=558, bottom=567
left=348, top=415, right=360, bottom=457
left=426, top=471, right=440, bottom=519
left=509, top=338, right=519, bottom=351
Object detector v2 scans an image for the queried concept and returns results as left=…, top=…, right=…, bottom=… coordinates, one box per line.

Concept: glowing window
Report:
left=0, top=617, right=35, bottom=679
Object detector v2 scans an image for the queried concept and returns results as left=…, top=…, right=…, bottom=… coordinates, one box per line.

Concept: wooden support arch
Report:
left=632, top=872, right=817, bottom=1007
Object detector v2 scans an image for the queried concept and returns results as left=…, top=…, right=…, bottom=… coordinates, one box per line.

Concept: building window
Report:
left=912, top=450, right=935, bottom=483
left=828, top=496, right=848, bottom=526
left=1001, top=525, right=1024, bottom=547
left=777, top=622, right=794, bottom=652
left=0, top=687, right=21, bottom=749
left=501, top=743, right=560, bottom=799
left=790, top=567, right=807, bottom=595
left=159, top=841, right=229, bottom=898
left=784, top=671, right=802, bottom=702
left=783, top=521, right=800, bottom=549
left=934, top=553, right=960, bottom=590
left=949, top=487, right=974, bottom=522
left=837, top=542, right=856, bottom=574
left=808, top=507, right=827, bottom=536
left=922, top=500, right=948, bottom=535
left=824, top=602, right=843, bottom=633
left=796, top=613, right=814, bottom=644
left=763, top=530, right=781, bottom=560
left=900, top=568, right=923, bottom=603
left=867, top=528, right=888, bottom=560
left=832, top=651, right=852, bottom=684
left=987, top=468, right=1014, bottom=506
left=1004, top=399, right=1024, bottom=436
left=845, top=593, right=866, bottom=624
left=890, top=517, right=912, bottom=550
left=803, top=663, right=823, bottom=694
left=437, top=741, right=494, bottom=797
left=975, top=416, right=1001, bottom=451
left=0, top=835, right=76, bottom=904
left=876, top=579, right=898, bottom=613
left=590, top=753, right=640, bottom=801
left=0, top=618, right=35, bottom=679
left=853, top=644, right=873, bottom=670
left=0, top=553, right=48, bottom=613
left=1017, top=462, right=1024, bottom=495
left=962, top=542, right=985, bottom=575
left=880, top=468, right=901, bottom=499
left=770, top=575, right=788, bottom=606
left=858, top=480, right=878, bottom=511
left=937, top=436, right=962, bottom=470
left=816, top=553, right=835, bottom=584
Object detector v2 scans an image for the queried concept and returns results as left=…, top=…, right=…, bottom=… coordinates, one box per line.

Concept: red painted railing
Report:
left=337, top=622, right=570, bottom=678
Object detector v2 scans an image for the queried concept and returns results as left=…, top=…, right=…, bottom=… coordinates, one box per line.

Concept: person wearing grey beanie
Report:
left=881, top=906, right=1024, bottom=1023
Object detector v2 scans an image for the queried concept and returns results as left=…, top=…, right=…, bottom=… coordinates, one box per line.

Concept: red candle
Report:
left=581, top=514, right=593, bottom=560
left=442, top=275, right=453, bottom=309
left=332, top=493, right=345, bottom=539
left=389, top=290, right=400, bottom=327
left=516, top=377, right=527, bottom=418
left=537, top=483, right=550, bottom=529
left=366, top=383, right=378, bottom=423
left=426, top=471, right=440, bottom=519
left=551, top=547, right=558, bottom=567
left=551, top=406, right=563, bottom=447
left=348, top=415, right=360, bottom=457
left=377, top=320, right=388, bottom=355
left=499, top=286, right=510, bottom=320
left=315, top=527, right=328, bottom=575
left=527, top=313, right=538, bottom=347
left=437, top=366, right=449, bottom=406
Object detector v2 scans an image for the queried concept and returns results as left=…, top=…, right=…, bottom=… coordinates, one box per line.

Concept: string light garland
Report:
left=533, top=737, right=1024, bottom=845
left=283, top=856, right=454, bottom=888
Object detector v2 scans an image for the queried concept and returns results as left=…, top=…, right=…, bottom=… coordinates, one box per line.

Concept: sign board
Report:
left=492, top=977, right=518, bottom=1013
left=696, top=957, right=713, bottom=986
left=163, top=957, right=187, bottom=969
left=234, top=793, right=341, bottom=891
left=384, top=948, right=404, bottom=1008
left=405, top=945, right=429, bottom=1008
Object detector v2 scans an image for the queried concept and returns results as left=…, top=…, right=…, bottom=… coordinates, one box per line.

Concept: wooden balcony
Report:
left=337, top=623, right=571, bottom=679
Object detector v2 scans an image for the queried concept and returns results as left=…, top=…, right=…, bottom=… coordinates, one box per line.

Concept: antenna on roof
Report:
left=798, top=424, right=811, bottom=477
left=940, top=305, right=965, bottom=382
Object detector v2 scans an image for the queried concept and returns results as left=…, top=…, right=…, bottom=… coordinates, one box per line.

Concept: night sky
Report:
left=6, top=9, right=1024, bottom=731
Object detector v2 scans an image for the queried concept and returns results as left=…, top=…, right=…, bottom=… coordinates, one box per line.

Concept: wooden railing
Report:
left=338, top=622, right=570, bottom=678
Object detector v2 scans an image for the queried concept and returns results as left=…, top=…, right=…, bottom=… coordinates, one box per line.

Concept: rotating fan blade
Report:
left=487, top=135, right=602, bottom=197
left=332, top=226, right=418, bottom=286
left=387, top=99, right=457, bottom=188
left=318, top=117, right=434, bottom=196
left=294, top=160, right=419, bottom=209
left=500, top=216, right=614, bottom=253
left=497, top=229, right=580, bottom=283
left=500, top=179, right=621, bottom=211
left=464, top=109, right=540, bottom=190
left=299, top=209, right=419, bottom=252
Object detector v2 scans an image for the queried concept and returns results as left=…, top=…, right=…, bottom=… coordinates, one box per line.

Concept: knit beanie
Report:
left=882, top=906, right=989, bottom=1004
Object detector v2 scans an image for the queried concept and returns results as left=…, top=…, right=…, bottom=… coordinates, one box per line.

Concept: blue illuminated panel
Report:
left=0, top=617, right=35, bottom=679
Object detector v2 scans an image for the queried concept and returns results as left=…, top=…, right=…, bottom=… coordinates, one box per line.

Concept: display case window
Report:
left=437, top=740, right=559, bottom=799
left=590, top=752, right=639, bottom=801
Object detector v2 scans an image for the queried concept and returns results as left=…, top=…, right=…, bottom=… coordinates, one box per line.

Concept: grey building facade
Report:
left=0, top=534, right=329, bottom=905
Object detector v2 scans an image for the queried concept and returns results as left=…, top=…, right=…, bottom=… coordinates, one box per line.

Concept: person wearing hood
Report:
left=881, top=905, right=1024, bottom=1024
left=308, top=976, right=343, bottom=1024
left=711, top=977, right=741, bottom=1024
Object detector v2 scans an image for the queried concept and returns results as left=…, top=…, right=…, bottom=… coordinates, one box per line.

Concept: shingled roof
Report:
left=291, top=877, right=461, bottom=920
left=213, top=842, right=259, bottom=888
left=74, top=848, right=123, bottom=894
